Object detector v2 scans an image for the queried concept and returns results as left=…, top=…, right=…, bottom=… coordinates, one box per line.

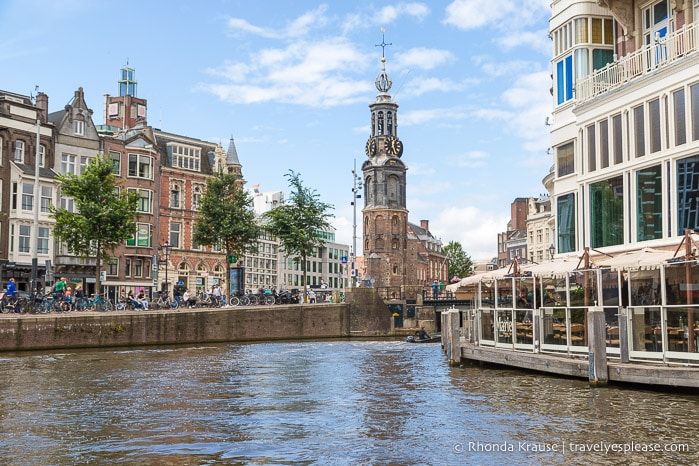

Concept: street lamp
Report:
left=159, top=241, right=172, bottom=298
left=548, top=243, right=556, bottom=261
left=351, top=159, right=363, bottom=288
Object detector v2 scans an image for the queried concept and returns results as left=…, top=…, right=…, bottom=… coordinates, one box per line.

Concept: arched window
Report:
left=377, top=111, right=384, bottom=135
left=387, top=112, right=393, bottom=135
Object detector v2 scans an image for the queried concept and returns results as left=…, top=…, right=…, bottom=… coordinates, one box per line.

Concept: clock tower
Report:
left=362, top=31, right=408, bottom=289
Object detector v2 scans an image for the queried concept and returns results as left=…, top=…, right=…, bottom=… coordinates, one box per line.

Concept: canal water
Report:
left=0, top=340, right=697, bottom=465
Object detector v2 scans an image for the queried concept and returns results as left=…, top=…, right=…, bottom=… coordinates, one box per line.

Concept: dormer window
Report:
left=14, top=140, right=24, bottom=163
left=74, top=119, right=85, bottom=136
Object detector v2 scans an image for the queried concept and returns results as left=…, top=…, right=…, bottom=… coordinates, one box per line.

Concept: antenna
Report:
left=393, top=70, right=411, bottom=98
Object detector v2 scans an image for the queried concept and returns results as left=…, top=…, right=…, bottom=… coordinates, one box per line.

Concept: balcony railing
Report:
left=576, top=22, right=699, bottom=104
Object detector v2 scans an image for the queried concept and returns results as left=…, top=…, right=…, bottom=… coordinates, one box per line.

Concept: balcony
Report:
left=576, top=22, right=699, bottom=104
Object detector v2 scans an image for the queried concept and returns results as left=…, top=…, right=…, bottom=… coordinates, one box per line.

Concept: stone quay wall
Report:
left=0, top=304, right=353, bottom=352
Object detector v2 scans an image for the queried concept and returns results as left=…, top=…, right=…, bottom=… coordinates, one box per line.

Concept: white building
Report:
left=549, top=0, right=699, bottom=256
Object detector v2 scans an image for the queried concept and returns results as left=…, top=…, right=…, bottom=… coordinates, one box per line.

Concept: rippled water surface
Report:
left=0, top=340, right=697, bottom=465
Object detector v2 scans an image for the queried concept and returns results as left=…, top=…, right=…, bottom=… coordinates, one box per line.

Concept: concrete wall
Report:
left=346, top=288, right=392, bottom=335
left=0, top=304, right=351, bottom=352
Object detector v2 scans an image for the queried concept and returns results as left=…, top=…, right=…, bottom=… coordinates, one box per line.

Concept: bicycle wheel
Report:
left=264, top=295, right=275, bottom=305
left=239, top=295, right=250, bottom=306
left=248, top=295, right=259, bottom=305
left=229, top=296, right=239, bottom=306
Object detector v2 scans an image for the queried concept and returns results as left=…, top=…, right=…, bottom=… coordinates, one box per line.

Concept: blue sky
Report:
left=1, top=0, right=553, bottom=260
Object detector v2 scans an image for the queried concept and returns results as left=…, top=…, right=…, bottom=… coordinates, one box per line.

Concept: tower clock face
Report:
left=384, top=136, right=403, bottom=157
left=365, top=138, right=376, bottom=157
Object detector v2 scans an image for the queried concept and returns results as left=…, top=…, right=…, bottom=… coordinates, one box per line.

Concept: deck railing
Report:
left=576, top=22, right=699, bottom=103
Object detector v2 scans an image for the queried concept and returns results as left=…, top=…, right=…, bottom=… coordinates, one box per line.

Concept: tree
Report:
left=443, top=241, right=473, bottom=280
left=263, top=170, right=334, bottom=301
left=192, top=172, right=261, bottom=296
left=50, top=154, right=140, bottom=293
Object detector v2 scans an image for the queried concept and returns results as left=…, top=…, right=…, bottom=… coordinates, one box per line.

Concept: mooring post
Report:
left=587, top=306, right=608, bottom=386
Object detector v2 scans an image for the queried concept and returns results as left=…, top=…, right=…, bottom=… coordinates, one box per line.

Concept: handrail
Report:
left=575, top=22, right=698, bottom=103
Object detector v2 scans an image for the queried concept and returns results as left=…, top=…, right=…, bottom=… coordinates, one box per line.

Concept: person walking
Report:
left=431, top=280, right=439, bottom=299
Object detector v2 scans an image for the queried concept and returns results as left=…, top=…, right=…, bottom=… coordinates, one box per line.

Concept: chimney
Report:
left=35, top=92, right=48, bottom=121
left=420, top=220, right=429, bottom=231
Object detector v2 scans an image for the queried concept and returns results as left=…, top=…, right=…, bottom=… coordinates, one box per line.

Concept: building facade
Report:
left=0, top=90, right=55, bottom=293
left=549, top=0, right=699, bottom=257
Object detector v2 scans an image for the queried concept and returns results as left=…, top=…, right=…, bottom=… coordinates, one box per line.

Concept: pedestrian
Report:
left=183, top=289, right=197, bottom=308
left=6, top=277, right=17, bottom=301
left=54, top=276, right=67, bottom=299
left=432, top=280, right=439, bottom=299
left=173, top=284, right=182, bottom=307
left=137, top=291, right=149, bottom=310
left=308, top=289, right=316, bottom=303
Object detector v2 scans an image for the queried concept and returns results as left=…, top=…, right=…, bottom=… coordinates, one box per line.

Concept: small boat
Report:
left=407, top=333, right=441, bottom=343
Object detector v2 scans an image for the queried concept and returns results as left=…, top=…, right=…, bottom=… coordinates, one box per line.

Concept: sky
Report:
left=1, top=0, right=553, bottom=261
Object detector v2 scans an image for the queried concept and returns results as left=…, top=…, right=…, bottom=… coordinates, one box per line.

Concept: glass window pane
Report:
left=674, top=89, right=687, bottom=146
left=590, top=175, right=624, bottom=248
left=637, top=165, right=663, bottom=241
left=677, top=154, right=699, bottom=232
left=557, top=193, right=576, bottom=253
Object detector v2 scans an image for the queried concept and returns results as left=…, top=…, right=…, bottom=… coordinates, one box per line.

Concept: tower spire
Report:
left=374, top=28, right=393, bottom=94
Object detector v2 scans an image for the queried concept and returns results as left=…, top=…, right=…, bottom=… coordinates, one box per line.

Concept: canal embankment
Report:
left=0, top=289, right=394, bottom=352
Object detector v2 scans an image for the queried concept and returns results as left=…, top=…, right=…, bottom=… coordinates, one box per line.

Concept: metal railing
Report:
left=576, top=22, right=699, bottom=103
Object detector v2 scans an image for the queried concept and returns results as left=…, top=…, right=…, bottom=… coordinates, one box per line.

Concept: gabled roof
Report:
left=13, top=162, right=57, bottom=179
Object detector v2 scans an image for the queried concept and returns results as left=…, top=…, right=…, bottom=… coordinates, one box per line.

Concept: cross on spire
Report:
left=375, top=28, right=392, bottom=59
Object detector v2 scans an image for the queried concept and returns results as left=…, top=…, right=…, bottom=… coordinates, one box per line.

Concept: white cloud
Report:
left=431, top=205, right=508, bottom=260
left=443, top=0, right=548, bottom=31
left=201, top=38, right=373, bottom=107
left=377, top=3, right=430, bottom=23
left=395, top=47, right=455, bottom=70
left=225, top=4, right=329, bottom=39
left=401, top=107, right=467, bottom=126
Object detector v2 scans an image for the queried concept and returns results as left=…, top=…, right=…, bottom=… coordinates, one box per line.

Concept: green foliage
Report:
left=263, top=170, right=334, bottom=296
left=443, top=241, right=473, bottom=279
left=193, top=172, right=261, bottom=281
left=50, top=154, right=140, bottom=291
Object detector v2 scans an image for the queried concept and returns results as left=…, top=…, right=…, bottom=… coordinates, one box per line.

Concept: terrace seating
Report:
left=606, top=326, right=620, bottom=347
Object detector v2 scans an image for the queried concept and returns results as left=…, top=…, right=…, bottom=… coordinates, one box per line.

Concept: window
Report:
left=590, top=175, right=624, bottom=248
left=557, top=193, right=576, bottom=253
left=674, top=88, right=687, bottom=146
left=677, top=155, right=699, bottom=232
left=128, top=153, right=153, bottom=179
left=21, top=183, right=33, bottom=210
left=107, top=259, right=118, bottom=276
left=38, top=145, right=46, bottom=167
left=612, top=114, right=623, bottom=164
left=587, top=124, right=596, bottom=172
left=125, top=259, right=131, bottom=277
left=557, top=142, right=574, bottom=177
left=60, top=196, right=75, bottom=213
left=14, top=140, right=24, bottom=162
left=127, top=223, right=152, bottom=247
left=170, top=184, right=181, bottom=208
left=556, top=55, right=573, bottom=105
left=193, top=186, right=202, bottom=210
left=633, top=105, right=646, bottom=157
left=0, top=136, right=3, bottom=165
left=129, top=188, right=153, bottom=213
left=170, top=223, right=182, bottom=248
left=74, top=119, right=85, bottom=136
left=19, top=225, right=31, bottom=252
left=169, top=144, right=201, bottom=171
left=79, top=156, right=90, bottom=174
left=692, top=83, right=699, bottom=141
left=40, top=186, right=52, bottom=213
left=62, top=153, right=77, bottom=174
left=649, top=98, right=661, bottom=153
left=599, top=119, right=609, bottom=169
left=637, top=165, right=663, bottom=241
left=38, top=226, right=49, bottom=254
left=110, top=151, right=121, bottom=175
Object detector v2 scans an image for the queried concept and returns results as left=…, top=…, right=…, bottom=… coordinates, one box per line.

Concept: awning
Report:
left=593, top=247, right=677, bottom=270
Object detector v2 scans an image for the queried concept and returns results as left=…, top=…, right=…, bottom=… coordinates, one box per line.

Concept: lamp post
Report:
left=351, top=159, right=363, bottom=288
left=548, top=243, right=556, bottom=261
left=160, top=241, right=172, bottom=298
